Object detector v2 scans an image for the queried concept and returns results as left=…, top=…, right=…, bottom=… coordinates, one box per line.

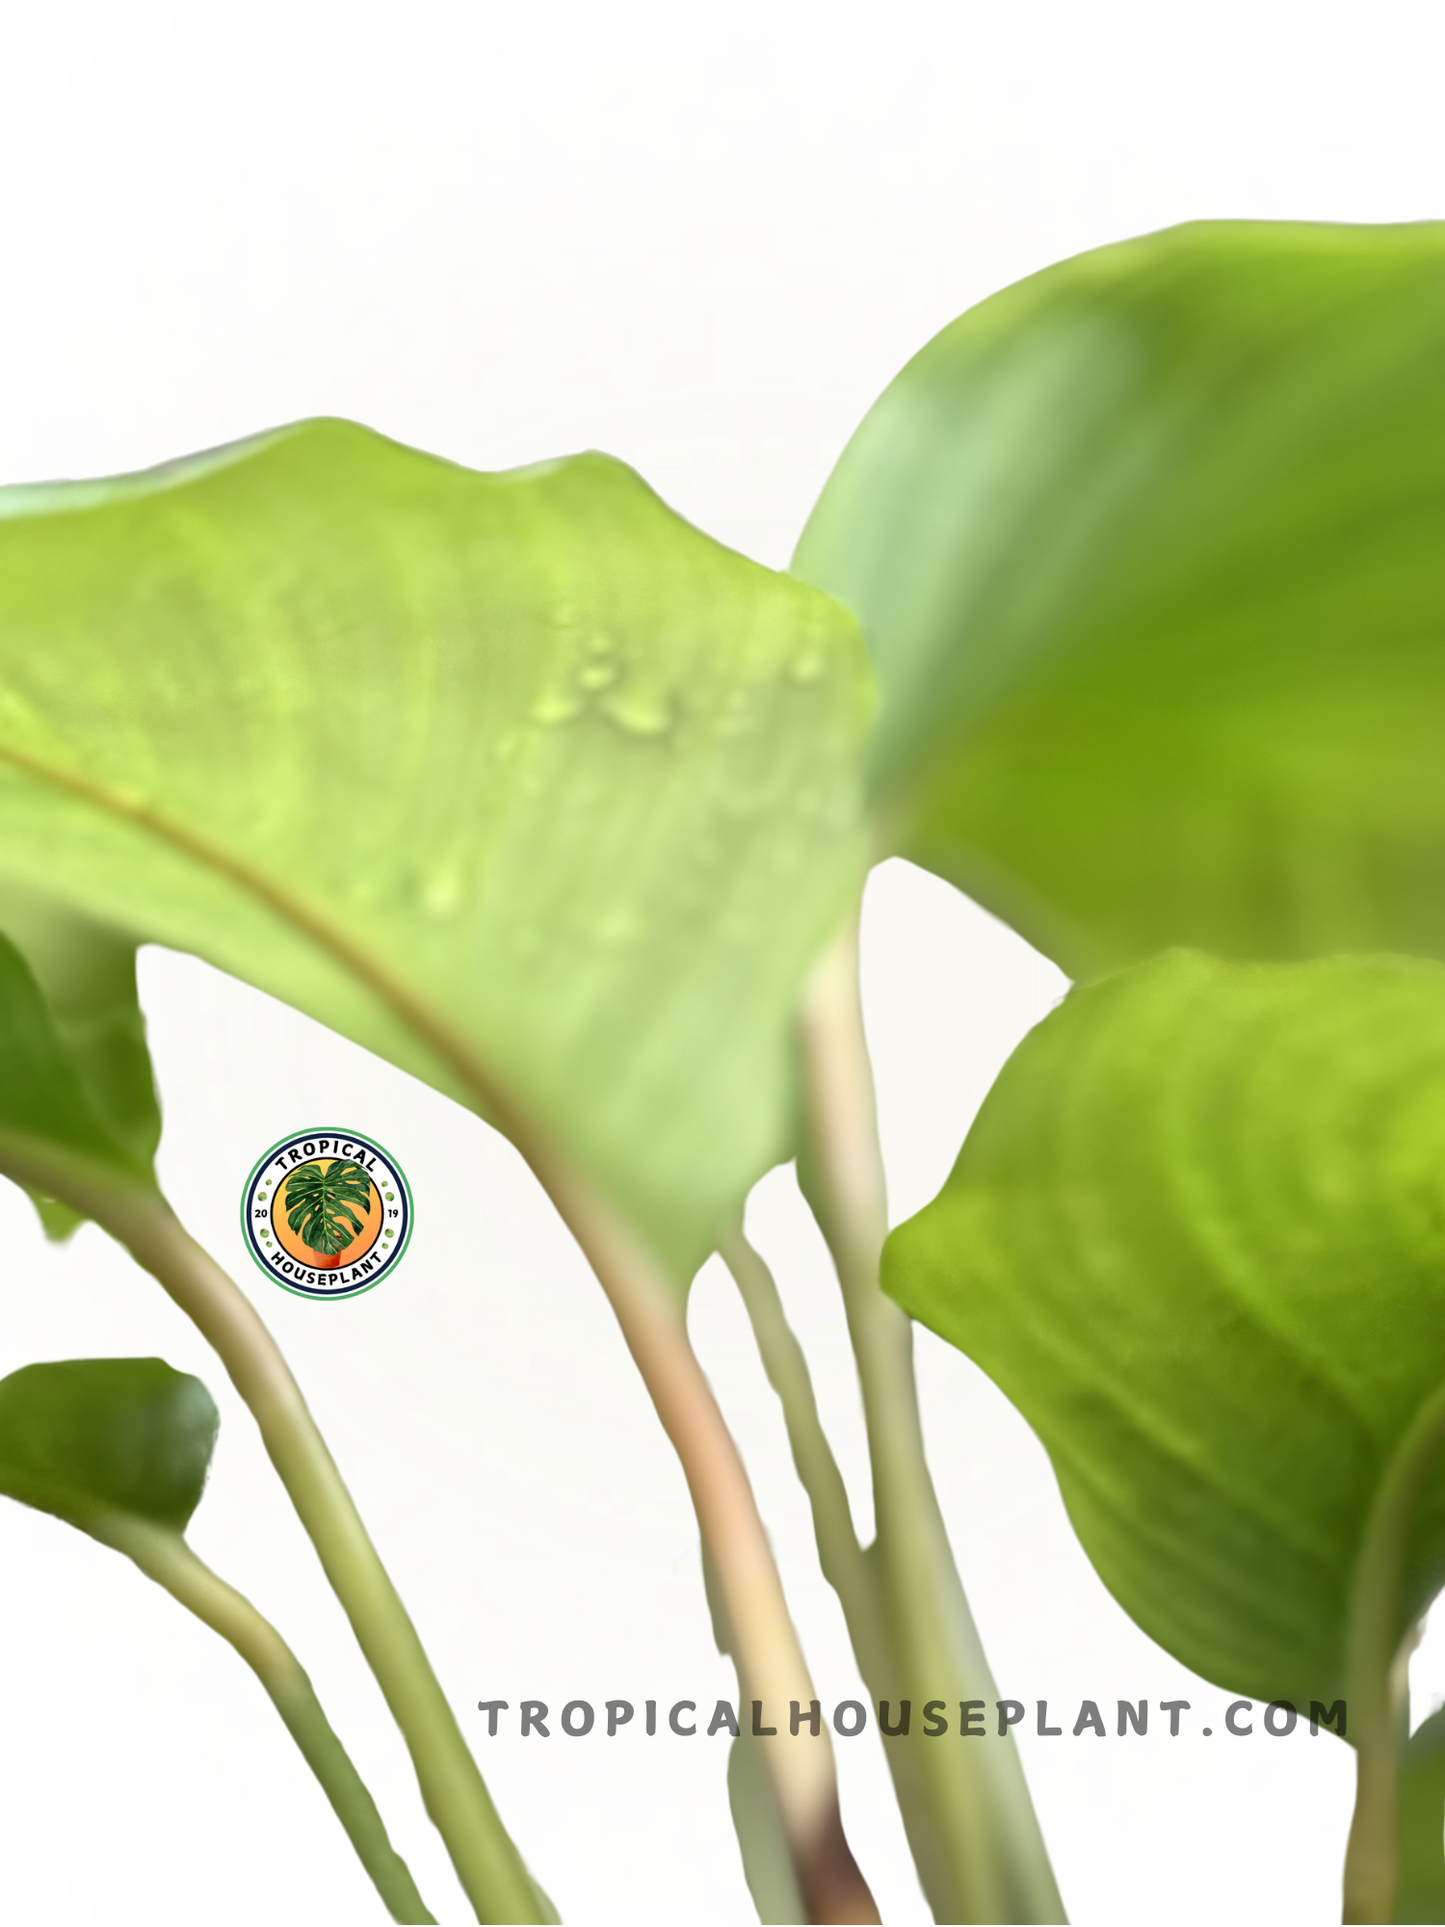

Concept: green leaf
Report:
left=0, top=422, right=870, bottom=1278
left=0, top=884, right=161, bottom=1237
left=883, top=949, right=1445, bottom=1707
left=0, top=1357, right=439, bottom=1922
left=0, top=926, right=155, bottom=1198
left=1398, top=1707, right=1445, bottom=1923
left=284, top=1159, right=373, bottom=1257
left=0, top=1357, right=217, bottom=1532
left=794, top=220, right=1445, bottom=978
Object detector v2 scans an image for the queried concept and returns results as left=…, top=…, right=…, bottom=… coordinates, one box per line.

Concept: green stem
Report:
left=90, top=1514, right=435, bottom=1924
left=117, top=1194, right=544, bottom=1925
left=536, top=1165, right=879, bottom=1927
left=3, top=1141, right=544, bottom=1927
left=1342, top=1379, right=1445, bottom=1924
left=721, top=1222, right=967, bottom=1914
left=797, top=919, right=1065, bottom=1926
left=718, top=1225, right=885, bottom=1679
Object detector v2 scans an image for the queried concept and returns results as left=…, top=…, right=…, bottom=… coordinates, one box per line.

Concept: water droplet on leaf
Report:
left=421, top=868, right=463, bottom=918
left=530, top=687, right=584, bottom=726
left=602, top=683, right=673, bottom=737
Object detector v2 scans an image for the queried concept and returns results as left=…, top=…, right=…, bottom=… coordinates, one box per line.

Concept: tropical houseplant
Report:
left=0, top=217, right=1443, bottom=1924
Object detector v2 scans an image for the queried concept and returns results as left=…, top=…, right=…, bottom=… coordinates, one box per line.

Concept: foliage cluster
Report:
left=0, top=219, right=1443, bottom=1924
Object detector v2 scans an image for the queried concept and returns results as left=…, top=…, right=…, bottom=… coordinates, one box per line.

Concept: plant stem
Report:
left=718, top=1226, right=885, bottom=1678
left=798, top=918, right=1065, bottom=1926
left=540, top=1163, right=879, bottom=1926
left=1342, top=1379, right=1445, bottom=1924
left=722, top=1223, right=963, bottom=1910
left=90, top=1513, right=434, bottom=1924
left=26, top=1158, right=544, bottom=1927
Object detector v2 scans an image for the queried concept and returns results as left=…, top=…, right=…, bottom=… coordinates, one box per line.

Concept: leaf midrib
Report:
left=0, top=733, right=525, bottom=1153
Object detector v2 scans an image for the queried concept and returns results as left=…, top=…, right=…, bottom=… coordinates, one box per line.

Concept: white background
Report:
left=0, top=3, right=1440, bottom=1920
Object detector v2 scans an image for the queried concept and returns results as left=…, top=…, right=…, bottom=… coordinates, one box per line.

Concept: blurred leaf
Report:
left=0, top=926, right=154, bottom=1198
left=0, top=884, right=160, bottom=1237
left=884, top=949, right=1445, bottom=1706
left=1398, top=1708, right=1445, bottom=1923
left=0, top=1357, right=217, bottom=1533
left=0, top=422, right=869, bottom=1278
left=794, top=220, right=1445, bottom=978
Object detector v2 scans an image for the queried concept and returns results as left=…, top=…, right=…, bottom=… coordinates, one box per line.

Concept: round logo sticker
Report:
left=241, top=1129, right=412, bottom=1299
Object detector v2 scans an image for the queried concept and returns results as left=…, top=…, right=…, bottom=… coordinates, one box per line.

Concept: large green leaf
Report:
left=0, top=423, right=870, bottom=1278
left=884, top=949, right=1445, bottom=1707
left=0, top=1357, right=216, bottom=1532
left=0, top=885, right=160, bottom=1236
left=794, top=220, right=1445, bottom=978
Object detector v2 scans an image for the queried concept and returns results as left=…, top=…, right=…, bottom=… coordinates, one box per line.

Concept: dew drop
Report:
left=578, top=659, right=618, bottom=692
left=530, top=688, right=584, bottom=726
left=421, top=868, right=463, bottom=918
left=602, top=683, right=673, bottom=737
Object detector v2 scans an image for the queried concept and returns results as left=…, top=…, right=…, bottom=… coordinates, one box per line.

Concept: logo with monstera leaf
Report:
left=241, top=1129, right=412, bottom=1298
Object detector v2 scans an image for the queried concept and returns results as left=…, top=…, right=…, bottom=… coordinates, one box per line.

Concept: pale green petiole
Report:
left=717, top=1225, right=885, bottom=1678
left=1342, top=1380, right=1445, bottom=1923
left=89, top=1511, right=434, bottom=1925
left=795, top=920, right=1066, bottom=1926
left=108, top=1189, right=549, bottom=1926
left=0, top=1135, right=545, bottom=1927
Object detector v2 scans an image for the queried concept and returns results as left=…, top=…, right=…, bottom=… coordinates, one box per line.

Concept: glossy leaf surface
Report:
left=795, top=221, right=1445, bottom=978
left=0, top=1357, right=217, bottom=1532
left=0, top=424, right=870, bottom=1277
left=885, top=950, right=1445, bottom=1706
